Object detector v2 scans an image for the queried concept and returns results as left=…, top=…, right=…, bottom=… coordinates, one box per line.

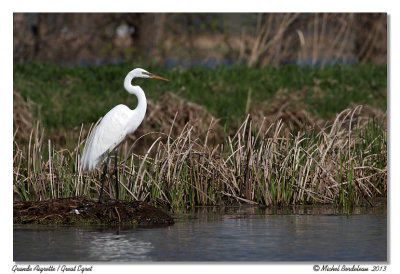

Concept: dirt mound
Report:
left=13, top=197, right=174, bottom=226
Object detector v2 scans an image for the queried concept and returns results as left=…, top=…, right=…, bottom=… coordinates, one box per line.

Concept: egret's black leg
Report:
left=114, top=150, right=119, bottom=202
left=99, top=154, right=111, bottom=203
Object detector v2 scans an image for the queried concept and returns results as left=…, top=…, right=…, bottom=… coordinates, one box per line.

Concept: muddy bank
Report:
left=13, top=197, right=174, bottom=226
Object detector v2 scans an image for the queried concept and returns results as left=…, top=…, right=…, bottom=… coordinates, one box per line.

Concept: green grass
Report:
left=14, top=62, right=387, bottom=134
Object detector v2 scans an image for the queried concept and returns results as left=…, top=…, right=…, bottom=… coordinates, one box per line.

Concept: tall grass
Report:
left=13, top=106, right=386, bottom=209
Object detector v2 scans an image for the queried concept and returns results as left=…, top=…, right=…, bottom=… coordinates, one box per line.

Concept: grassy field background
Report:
left=14, top=63, right=387, bottom=136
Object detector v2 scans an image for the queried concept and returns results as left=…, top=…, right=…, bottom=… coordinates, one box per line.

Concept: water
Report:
left=14, top=205, right=387, bottom=262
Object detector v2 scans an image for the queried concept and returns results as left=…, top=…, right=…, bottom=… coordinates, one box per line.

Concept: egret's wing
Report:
left=81, top=105, right=132, bottom=171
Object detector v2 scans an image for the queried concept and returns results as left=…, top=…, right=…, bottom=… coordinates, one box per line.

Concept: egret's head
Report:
left=131, top=68, right=169, bottom=81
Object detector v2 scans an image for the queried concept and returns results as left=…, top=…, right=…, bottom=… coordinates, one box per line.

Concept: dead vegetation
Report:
left=13, top=90, right=33, bottom=139
left=14, top=14, right=386, bottom=66
left=248, top=88, right=324, bottom=132
left=127, top=92, right=223, bottom=150
left=13, top=98, right=387, bottom=210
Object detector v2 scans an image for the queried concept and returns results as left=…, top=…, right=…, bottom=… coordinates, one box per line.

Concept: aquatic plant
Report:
left=13, top=106, right=386, bottom=209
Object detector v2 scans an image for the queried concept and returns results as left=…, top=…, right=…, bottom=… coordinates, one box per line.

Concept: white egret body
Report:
left=80, top=68, right=168, bottom=201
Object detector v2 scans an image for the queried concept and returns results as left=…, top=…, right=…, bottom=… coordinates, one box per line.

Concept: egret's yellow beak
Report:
left=149, top=73, right=169, bottom=82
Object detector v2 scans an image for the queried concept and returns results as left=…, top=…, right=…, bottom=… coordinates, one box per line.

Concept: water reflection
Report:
left=88, top=233, right=153, bottom=261
left=14, top=205, right=387, bottom=262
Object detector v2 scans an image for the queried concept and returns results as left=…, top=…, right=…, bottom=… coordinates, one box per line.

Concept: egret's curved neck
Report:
left=124, top=72, right=147, bottom=131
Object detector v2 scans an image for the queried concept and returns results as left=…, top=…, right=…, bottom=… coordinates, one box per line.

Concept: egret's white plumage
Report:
left=80, top=68, right=168, bottom=171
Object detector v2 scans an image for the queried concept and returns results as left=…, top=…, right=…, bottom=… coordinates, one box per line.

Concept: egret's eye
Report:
left=142, top=71, right=150, bottom=76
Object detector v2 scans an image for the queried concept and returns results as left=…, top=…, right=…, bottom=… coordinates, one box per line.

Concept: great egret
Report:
left=80, top=68, right=168, bottom=202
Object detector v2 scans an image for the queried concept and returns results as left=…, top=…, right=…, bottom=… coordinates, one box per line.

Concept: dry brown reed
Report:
left=240, top=13, right=387, bottom=67
left=13, top=105, right=386, bottom=210
left=129, top=92, right=223, bottom=149
left=13, top=90, right=33, bottom=139
left=14, top=14, right=386, bottom=66
left=248, top=88, right=324, bottom=132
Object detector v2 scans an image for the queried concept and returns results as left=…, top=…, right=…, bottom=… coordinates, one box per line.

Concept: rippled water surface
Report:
left=14, top=205, right=387, bottom=262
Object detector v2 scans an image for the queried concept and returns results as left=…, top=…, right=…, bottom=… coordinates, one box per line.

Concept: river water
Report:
left=13, top=205, right=387, bottom=262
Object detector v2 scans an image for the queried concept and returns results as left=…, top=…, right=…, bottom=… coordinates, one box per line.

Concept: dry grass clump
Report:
left=248, top=88, right=386, bottom=135
left=348, top=104, right=387, bottom=128
left=130, top=92, right=223, bottom=148
left=249, top=88, right=323, bottom=132
left=13, top=90, right=33, bottom=140
left=16, top=91, right=224, bottom=156
left=240, top=13, right=386, bottom=67
left=13, top=105, right=386, bottom=210
left=125, top=106, right=385, bottom=208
